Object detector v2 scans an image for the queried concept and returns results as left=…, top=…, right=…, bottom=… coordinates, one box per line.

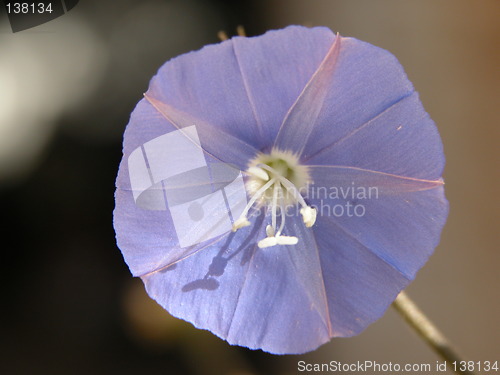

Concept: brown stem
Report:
left=217, top=30, right=229, bottom=41
left=392, top=291, right=475, bottom=375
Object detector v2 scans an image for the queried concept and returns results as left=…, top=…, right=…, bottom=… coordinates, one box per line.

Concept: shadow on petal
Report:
left=159, top=263, right=177, bottom=273
left=182, top=277, right=219, bottom=292
left=179, top=209, right=265, bottom=293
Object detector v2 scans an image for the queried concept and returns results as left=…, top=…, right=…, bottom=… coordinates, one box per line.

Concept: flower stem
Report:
left=392, top=291, right=475, bottom=375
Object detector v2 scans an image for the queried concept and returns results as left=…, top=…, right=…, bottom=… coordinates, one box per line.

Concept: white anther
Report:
left=300, top=206, right=317, bottom=228
left=276, top=236, right=298, bottom=245
left=258, top=234, right=298, bottom=248
left=247, top=166, right=269, bottom=181
left=232, top=217, right=250, bottom=232
left=258, top=236, right=278, bottom=248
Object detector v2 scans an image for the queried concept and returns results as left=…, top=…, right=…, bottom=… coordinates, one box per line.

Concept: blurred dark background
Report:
left=0, top=1, right=498, bottom=374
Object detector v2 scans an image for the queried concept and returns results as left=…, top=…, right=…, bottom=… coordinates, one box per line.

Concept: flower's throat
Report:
left=232, top=149, right=317, bottom=248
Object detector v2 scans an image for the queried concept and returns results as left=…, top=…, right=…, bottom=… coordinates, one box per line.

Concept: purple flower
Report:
left=114, top=26, right=448, bottom=354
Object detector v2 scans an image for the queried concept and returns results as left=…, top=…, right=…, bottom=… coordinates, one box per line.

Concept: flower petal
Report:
left=307, top=186, right=448, bottom=279
left=147, top=25, right=338, bottom=152
left=306, top=165, right=448, bottom=331
left=308, top=165, right=444, bottom=196
left=300, top=36, right=416, bottom=165
left=313, top=215, right=412, bottom=336
left=226, top=215, right=332, bottom=353
left=114, top=25, right=449, bottom=355
left=273, top=32, right=341, bottom=154
left=140, top=214, right=266, bottom=339
left=145, top=95, right=259, bottom=169
left=146, top=37, right=263, bottom=148
left=232, top=25, right=335, bottom=145
left=141, top=214, right=335, bottom=354
left=305, top=92, right=445, bottom=180
left=115, top=99, right=251, bottom=276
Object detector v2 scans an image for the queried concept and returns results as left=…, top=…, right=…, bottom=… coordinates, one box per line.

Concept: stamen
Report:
left=232, top=217, right=250, bottom=232
left=241, top=149, right=316, bottom=247
left=276, top=191, right=286, bottom=236
left=232, top=177, right=276, bottom=232
left=271, top=180, right=280, bottom=231
left=300, top=206, right=317, bottom=228
left=257, top=182, right=299, bottom=249
left=262, top=165, right=307, bottom=208
left=256, top=163, right=311, bottom=205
